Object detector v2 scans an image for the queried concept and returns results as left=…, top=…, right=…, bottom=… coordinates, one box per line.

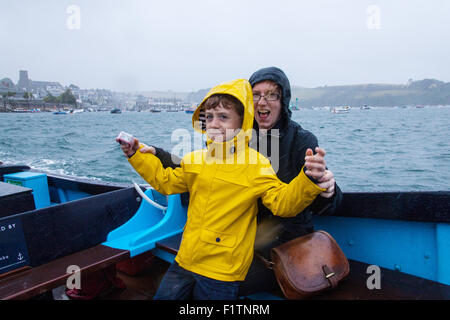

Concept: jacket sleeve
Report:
left=309, top=182, right=343, bottom=215
left=153, top=146, right=182, bottom=169
left=128, top=148, right=188, bottom=195
left=253, top=157, right=325, bottom=218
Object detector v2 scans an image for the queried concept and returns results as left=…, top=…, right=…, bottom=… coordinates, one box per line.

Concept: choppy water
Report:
left=1, top=106, right=450, bottom=192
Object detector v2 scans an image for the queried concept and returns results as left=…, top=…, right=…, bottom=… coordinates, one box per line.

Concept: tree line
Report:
left=1, top=89, right=78, bottom=106
left=43, top=89, right=77, bottom=106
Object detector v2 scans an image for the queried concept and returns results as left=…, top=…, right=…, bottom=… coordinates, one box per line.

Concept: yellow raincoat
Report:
left=128, top=79, right=325, bottom=281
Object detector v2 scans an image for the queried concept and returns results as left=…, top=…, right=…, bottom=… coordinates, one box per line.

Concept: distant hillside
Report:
left=133, top=90, right=189, bottom=100
left=292, top=79, right=450, bottom=107
left=182, top=79, right=450, bottom=107
left=184, top=88, right=210, bottom=104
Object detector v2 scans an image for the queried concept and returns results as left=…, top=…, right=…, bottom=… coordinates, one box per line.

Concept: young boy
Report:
left=118, top=79, right=325, bottom=299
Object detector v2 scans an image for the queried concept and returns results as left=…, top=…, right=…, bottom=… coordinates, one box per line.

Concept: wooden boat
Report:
left=0, top=163, right=449, bottom=300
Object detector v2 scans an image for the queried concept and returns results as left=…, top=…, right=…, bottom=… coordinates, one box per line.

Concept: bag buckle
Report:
left=322, top=265, right=338, bottom=288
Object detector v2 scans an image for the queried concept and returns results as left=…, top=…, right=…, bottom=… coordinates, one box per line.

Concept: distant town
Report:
left=1, top=70, right=449, bottom=113
left=0, top=70, right=194, bottom=113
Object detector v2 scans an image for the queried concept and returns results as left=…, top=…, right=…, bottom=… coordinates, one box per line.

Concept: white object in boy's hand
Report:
left=117, top=131, right=134, bottom=146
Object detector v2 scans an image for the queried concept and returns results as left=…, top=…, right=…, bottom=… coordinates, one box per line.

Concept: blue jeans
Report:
left=153, top=261, right=241, bottom=300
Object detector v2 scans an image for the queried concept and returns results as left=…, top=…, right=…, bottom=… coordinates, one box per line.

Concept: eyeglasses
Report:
left=253, top=93, right=280, bottom=102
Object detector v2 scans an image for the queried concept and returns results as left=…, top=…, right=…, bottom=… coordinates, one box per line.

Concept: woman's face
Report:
left=252, top=81, right=282, bottom=130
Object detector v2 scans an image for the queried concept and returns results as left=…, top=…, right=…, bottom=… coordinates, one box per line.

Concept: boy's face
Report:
left=205, top=104, right=243, bottom=142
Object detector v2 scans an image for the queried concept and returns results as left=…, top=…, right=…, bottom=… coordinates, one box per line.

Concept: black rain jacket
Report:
left=248, top=67, right=342, bottom=250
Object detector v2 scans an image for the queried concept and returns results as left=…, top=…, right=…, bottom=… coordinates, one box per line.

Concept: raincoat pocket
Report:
left=196, top=229, right=237, bottom=272
left=200, top=229, right=237, bottom=248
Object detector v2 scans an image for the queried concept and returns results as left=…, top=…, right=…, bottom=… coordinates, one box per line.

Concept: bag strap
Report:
left=255, top=252, right=274, bottom=270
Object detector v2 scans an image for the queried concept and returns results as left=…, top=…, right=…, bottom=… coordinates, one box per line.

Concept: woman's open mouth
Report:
left=257, top=109, right=270, bottom=120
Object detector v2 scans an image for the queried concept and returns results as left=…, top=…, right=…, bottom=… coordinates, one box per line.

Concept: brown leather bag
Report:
left=262, top=230, right=350, bottom=299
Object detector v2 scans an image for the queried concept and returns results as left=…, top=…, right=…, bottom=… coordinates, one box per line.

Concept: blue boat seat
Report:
left=103, top=188, right=187, bottom=257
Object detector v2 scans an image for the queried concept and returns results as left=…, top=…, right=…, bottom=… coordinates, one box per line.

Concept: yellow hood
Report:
left=192, top=79, right=254, bottom=143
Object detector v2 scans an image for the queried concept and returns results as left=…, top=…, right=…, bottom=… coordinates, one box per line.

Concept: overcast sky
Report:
left=1, top=0, right=449, bottom=92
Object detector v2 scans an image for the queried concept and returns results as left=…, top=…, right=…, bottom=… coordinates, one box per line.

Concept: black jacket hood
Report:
left=249, top=67, right=292, bottom=128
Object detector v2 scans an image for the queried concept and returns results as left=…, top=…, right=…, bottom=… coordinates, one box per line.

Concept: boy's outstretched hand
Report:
left=304, top=147, right=336, bottom=198
left=116, top=137, right=140, bottom=158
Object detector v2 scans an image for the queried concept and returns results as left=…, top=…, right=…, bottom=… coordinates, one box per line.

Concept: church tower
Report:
left=17, top=70, right=31, bottom=90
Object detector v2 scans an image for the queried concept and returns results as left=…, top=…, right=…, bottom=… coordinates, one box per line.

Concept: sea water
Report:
left=1, top=106, right=449, bottom=192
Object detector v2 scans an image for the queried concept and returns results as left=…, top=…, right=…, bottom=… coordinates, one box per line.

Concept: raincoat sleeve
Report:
left=128, top=147, right=188, bottom=195
left=253, top=157, right=325, bottom=218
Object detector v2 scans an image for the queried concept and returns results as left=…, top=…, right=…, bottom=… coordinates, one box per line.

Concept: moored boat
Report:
left=331, top=106, right=350, bottom=114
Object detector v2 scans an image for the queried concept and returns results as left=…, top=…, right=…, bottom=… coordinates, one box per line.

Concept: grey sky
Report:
left=1, top=0, right=449, bottom=92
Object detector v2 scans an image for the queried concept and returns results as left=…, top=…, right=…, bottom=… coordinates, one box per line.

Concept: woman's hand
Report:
left=304, top=147, right=326, bottom=181
left=317, top=170, right=336, bottom=198
left=304, top=147, right=336, bottom=198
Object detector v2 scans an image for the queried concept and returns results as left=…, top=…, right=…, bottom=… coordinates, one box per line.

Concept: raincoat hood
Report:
left=249, top=67, right=292, bottom=128
left=192, top=79, right=254, bottom=159
left=192, top=78, right=254, bottom=134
